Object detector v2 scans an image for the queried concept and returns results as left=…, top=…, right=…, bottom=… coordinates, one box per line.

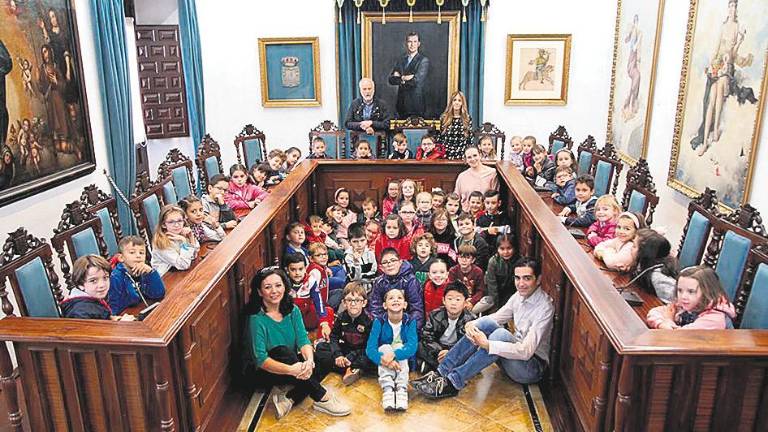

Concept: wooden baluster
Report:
left=153, top=349, right=176, bottom=432
left=0, top=341, right=23, bottom=431
left=180, top=329, right=202, bottom=429
left=614, top=357, right=634, bottom=432
left=703, top=227, right=723, bottom=268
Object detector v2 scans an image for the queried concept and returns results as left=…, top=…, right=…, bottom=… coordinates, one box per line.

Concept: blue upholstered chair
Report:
left=474, top=122, right=506, bottom=160
left=714, top=231, right=752, bottom=301
left=348, top=130, right=385, bottom=159
left=739, top=246, right=768, bottom=329
left=129, top=171, right=168, bottom=250
left=234, top=124, right=267, bottom=169
left=676, top=188, right=720, bottom=269
left=390, top=116, right=438, bottom=158
left=589, top=142, right=623, bottom=196
left=621, top=159, right=660, bottom=225
left=162, top=181, right=178, bottom=205
left=309, top=121, right=345, bottom=159
left=80, top=185, right=124, bottom=257
left=0, top=228, right=63, bottom=317
left=576, top=135, right=597, bottom=175
left=548, top=125, right=573, bottom=155
left=196, top=134, right=225, bottom=190
left=51, top=201, right=109, bottom=291
left=157, top=149, right=196, bottom=201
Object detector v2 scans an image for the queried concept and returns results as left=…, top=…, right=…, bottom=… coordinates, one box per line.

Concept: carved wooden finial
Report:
left=55, top=201, right=92, bottom=233
left=579, top=135, right=597, bottom=152
left=727, top=204, right=766, bottom=237
left=2, top=228, right=44, bottom=265
left=695, top=187, right=720, bottom=214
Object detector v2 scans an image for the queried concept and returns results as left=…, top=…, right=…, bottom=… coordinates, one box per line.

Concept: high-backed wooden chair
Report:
left=51, top=200, right=109, bottom=291
left=0, top=228, right=63, bottom=317
left=234, top=124, right=267, bottom=169
left=474, top=122, right=506, bottom=160
left=348, top=130, right=386, bottom=159
left=676, top=188, right=720, bottom=269
left=576, top=135, right=597, bottom=175
left=129, top=171, right=169, bottom=249
left=621, top=158, right=659, bottom=225
left=738, top=244, right=768, bottom=329
left=309, top=121, right=345, bottom=159
left=548, top=125, right=573, bottom=155
left=390, top=116, right=439, bottom=157
left=157, top=148, right=196, bottom=200
left=588, top=142, right=623, bottom=197
left=196, top=134, right=225, bottom=190
left=81, top=184, right=123, bottom=257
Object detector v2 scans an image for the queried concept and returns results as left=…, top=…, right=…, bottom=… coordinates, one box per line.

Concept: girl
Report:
left=428, top=208, right=457, bottom=267
left=398, top=201, right=423, bottom=240
left=251, top=163, right=271, bottom=189
left=375, top=214, right=412, bottom=261
left=423, top=259, right=450, bottom=315
left=284, top=147, right=302, bottom=172
left=334, top=188, right=359, bottom=239
left=587, top=195, right=620, bottom=247
left=478, top=135, right=497, bottom=161
left=593, top=212, right=645, bottom=272
left=60, top=255, right=135, bottom=321
left=151, top=204, right=200, bottom=276
left=354, top=140, right=373, bottom=160
left=508, top=136, right=524, bottom=170
left=382, top=179, right=400, bottom=218
left=454, top=146, right=499, bottom=213
left=179, top=195, right=225, bottom=243
left=439, top=91, right=473, bottom=160
left=409, top=232, right=437, bottom=286
left=365, top=220, right=381, bottom=249
left=323, top=207, right=349, bottom=250
left=553, top=148, right=578, bottom=174
left=444, top=193, right=462, bottom=232
left=525, top=144, right=555, bottom=184
left=484, top=234, right=517, bottom=309
left=225, top=164, right=267, bottom=213
left=647, top=266, right=736, bottom=330
left=395, top=178, right=417, bottom=214
left=634, top=229, right=679, bottom=303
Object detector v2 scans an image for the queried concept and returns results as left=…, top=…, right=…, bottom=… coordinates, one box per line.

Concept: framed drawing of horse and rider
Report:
left=504, top=34, right=571, bottom=106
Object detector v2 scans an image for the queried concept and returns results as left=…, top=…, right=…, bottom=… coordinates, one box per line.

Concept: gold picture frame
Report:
left=258, top=37, right=322, bottom=107
left=605, top=0, right=665, bottom=166
left=504, top=34, right=571, bottom=106
left=667, top=0, right=768, bottom=211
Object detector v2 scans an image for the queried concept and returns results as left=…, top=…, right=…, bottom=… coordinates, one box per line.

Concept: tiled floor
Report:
left=253, top=364, right=553, bottom=432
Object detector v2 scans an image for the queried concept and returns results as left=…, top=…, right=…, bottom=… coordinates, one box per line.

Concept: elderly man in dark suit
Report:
left=344, top=78, right=391, bottom=135
left=0, top=39, right=12, bottom=146
left=388, top=32, right=429, bottom=119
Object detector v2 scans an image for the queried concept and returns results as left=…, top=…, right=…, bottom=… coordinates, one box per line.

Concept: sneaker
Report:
left=313, top=393, right=351, bottom=417
left=412, top=370, right=438, bottom=386
left=395, top=387, right=408, bottom=411
left=342, top=368, right=361, bottom=386
left=272, top=392, right=293, bottom=419
left=382, top=388, right=396, bottom=411
left=415, top=375, right=459, bottom=399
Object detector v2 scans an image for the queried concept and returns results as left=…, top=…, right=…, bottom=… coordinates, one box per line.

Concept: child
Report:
left=634, top=229, right=679, bottom=303
left=553, top=148, right=578, bottom=175
left=344, top=223, right=378, bottom=292
left=306, top=242, right=339, bottom=333
left=284, top=146, right=302, bottom=172
left=431, top=188, right=446, bottom=210
left=594, top=212, right=644, bottom=271
left=448, top=244, right=487, bottom=314
left=521, top=135, right=536, bottom=168
left=60, top=255, right=134, bottom=320
left=587, top=195, right=620, bottom=247
left=414, top=191, right=433, bottom=227
left=151, top=205, right=200, bottom=276
left=225, top=164, right=267, bottom=213
left=525, top=144, right=555, bottom=186
left=266, top=149, right=287, bottom=184
left=389, top=133, right=412, bottom=159
left=109, top=236, right=165, bottom=315
left=369, top=248, right=424, bottom=328
left=398, top=201, right=424, bottom=240
left=334, top=188, right=359, bottom=239
left=478, top=135, right=497, bottom=160
left=315, top=282, right=376, bottom=385
left=647, top=266, right=736, bottom=330
left=283, top=222, right=309, bottom=265
left=467, top=191, right=485, bottom=220
left=423, top=259, right=449, bottom=315
left=415, top=134, right=445, bottom=160
left=551, top=166, right=576, bottom=206
left=558, top=174, right=597, bottom=227
left=382, top=179, right=400, bottom=218
left=365, top=219, right=381, bottom=249
left=251, top=163, right=271, bottom=189
left=179, top=195, right=225, bottom=243
left=201, top=174, right=238, bottom=230
left=476, top=190, right=512, bottom=247
left=284, top=252, right=308, bottom=299
left=453, top=214, right=490, bottom=270
left=325, top=205, right=349, bottom=249
left=484, top=234, right=516, bottom=309
left=418, top=282, right=476, bottom=373
left=284, top=252, right=323, bottom=329
left=358, top=197, right=382, bottom=224
left=366, top=288, right=418, bottom=411
left=396, top=178, right=417, bottom=213
left=508, top=135, right=524, bottom=170
left=354, top=139, right=374, bottom=160
left=308, top=136, right=330, bottom=159
left=428, top=209, right=457, bottom=267
left=375, top=214, right=412, bottom=260
left=445, top=192, right=462, bottom=232
left=410, top=232, right=437, bottom=286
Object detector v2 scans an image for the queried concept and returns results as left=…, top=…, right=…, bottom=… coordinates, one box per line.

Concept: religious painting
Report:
left=668, top=0, right=768, bottom=210
left=258, top=37, right=322, bottom=107
left=504, top=34, right=571, bottom=106
left=361, top=12, right=460, bottom=120
left=606, top=0, right=665, bottom=165
left=0, top=0, right=96, bottom=207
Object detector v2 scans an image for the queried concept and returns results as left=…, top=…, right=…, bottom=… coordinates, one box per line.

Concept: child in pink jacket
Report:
left=587, top=195, right=620, bottom=247
left=224, top=164, right=268, bottom=212
left=593, top=212, right=645, bottom=271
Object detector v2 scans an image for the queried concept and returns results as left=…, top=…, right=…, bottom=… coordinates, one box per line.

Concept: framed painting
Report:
left=504, top=34, right=571, bottom=106
left=0, top=0, right=96, bottom=207
left=361, top=11, right=460, bottom=120
left=258, top=37, right=321, bottom=108
left=606, top=0, right=665, bottom=165
left=668, top=0, right=768, bottom=210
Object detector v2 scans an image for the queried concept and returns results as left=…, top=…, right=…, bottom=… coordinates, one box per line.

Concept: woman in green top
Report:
left=247, top=267, right=351, bottom=419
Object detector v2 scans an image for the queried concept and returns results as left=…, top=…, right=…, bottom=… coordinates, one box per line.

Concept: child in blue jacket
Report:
left=109, top=236, right=165, bottom=314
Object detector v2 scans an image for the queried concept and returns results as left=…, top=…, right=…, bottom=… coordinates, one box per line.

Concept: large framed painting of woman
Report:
left=668, top=0, right=768, bottom=210
left=606, top=0, right=665, bottom=165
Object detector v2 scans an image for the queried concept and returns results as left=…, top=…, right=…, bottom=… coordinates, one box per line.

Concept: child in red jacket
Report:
left=375, top=214, right=412, bottom=261
left=587, top=195, right=620, bottom=247
left=415, top=134, right=446, bottom=160
left=423, top=259, right=449, bottom=315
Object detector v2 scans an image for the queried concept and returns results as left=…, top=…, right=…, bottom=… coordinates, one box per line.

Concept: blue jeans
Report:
left=437, top=317, right=544, bottom=389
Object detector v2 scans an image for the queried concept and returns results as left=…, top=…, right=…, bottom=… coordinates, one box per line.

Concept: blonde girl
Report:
left=396, top=178, right=417, bottom=212
left=593, top=211, right=645, bottom=271
left=587, top=195, right=621, bottom=247
left=151, top=205, right=200, bottom=276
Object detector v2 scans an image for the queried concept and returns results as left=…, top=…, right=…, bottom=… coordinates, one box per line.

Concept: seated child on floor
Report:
left=389, top=133, right=412, bottom=159
left=394, top=178, right=417, bottom=213
left=594, top=211, right=645, bottom=272
left=476, top=190, right=512, bottom=247
left=358, top=197, right=382, bottom=224
left=365, top=219, right=381, bottom=249
left=445, top=192, right=462, bottom=231
left=551, top=166, right=576, bottom=206
left=369, top=248, right=424, bottom=328
left=414, top=191, right=433, bottom=227
left=61, top=255, right=134, bottom=321
left=109, top=236, right=165, bottom=315
left=375, top=214, right=412, bottom=261
left=423, top=259, right=449, bottom=315
left=467, top=191, right=485, bottom=220
left=410, top=232, right=437, bottom=287
left=284, top=252, right=334, bottom=337
left=382, top=179, right=400, bottom=218
left=431, top=188, right=446, bottom=210
left=558, top=174, right=597, bottom=227
left=305, top=244, right=338, bottom=336
left=180, top=195, right=225, bottom=243
left=344, top=223, right=377, bottom=293
left=485, top=234, right=517, bottom=309
left=307, top=136, right=331, bottom=159
left=418, top=282, right=476, bottom=373
left=448, top=244, right=488, bottom=314
left=333, top=188, right=358, bottom=241
left=283, top=222, right=309, bottom=265
left=326, top=204, right=350, bottom=249
left=201, top=174, right=238, bottom=230
left=151, top=205, right=200, bottom=276
left=398, top=201, right=423, bottom=239
left=453, top=213, right=490, bottom=270
left=587, top=195, right=620, bottom=247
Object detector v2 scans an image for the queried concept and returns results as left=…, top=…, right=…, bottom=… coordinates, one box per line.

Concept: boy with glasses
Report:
left=306, top=243, right=337, bottom=339
left=369, top=248, right=424, bottom=329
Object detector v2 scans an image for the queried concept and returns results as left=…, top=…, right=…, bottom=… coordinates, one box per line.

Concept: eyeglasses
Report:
left=344, top=298, right=364, bottom=304
left=399, top=210, right=415, bottom=215
left=313, top=252, right=328, bottom=257
left=380, top=259, right=399, bottom=266
left=166, top=219, right=185, bottom=225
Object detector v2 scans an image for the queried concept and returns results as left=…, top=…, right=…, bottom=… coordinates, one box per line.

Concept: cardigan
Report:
left=248, top=306, right=310, bottom=367
left=454, top=167, right=499, bottom=213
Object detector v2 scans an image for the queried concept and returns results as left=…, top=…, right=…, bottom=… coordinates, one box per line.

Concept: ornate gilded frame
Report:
left=504, top=34, right=571, bottom=106
left=605, top=0, right=665, bottom=166
left=361, top=11, right=461, bottom=111
left=258, top=37, right=322, bottom=107
left=667, top=0, right=768, bottom=211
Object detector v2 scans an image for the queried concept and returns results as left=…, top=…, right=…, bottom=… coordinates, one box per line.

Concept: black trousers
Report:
left=253, top=346, right=327, bottom=404
left=417, top=342, right=444, bottom=372
left=315, top=342, right=377, bottom=378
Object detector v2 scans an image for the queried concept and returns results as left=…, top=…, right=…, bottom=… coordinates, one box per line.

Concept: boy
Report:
left=369, top=248, right=424, bottom=329
left=283, top=222, right=309, bottom=266
left=285, top=252, right=330, bottom=332
left=423, top=259, right=449, bottom=315
left=448, top=244, right=487, bottom=314
left=415, top=134, right=445, bottom=160
left=266, top=149, right=286, bottom=184
left=344, top=223, right=378, bottom=292
left=308, top=136, right=330, bottom=159
left=201, top=174, right=238, bottom=230
left=417, top=282, right=476, bottom=373
left=559, top=174, right=597, bottom=227
left=388, top=133, right=411, bottom=159
left=414, top=191, right=433, bottom=227
left=305, top=243, right=337, bottom=335
left=431, top=188, right=446, bottom=210
left=476, top=190, right=512, bottom=246
left=109, top=236, right=165, bottom=315
left=315, top=282, right=376, bottom=385
left=354, top=139, right=373, bottom=159
left=551, top=166, right=576, bottom=206
left=358, top=197, right=381, bottom=224
left=453, top=214, right=490, bottom=270
left=61, top=255, right=134, bottom=320
left=284, top=146, right=302, bottom=172
left=467, top=191, right=485, bottom=220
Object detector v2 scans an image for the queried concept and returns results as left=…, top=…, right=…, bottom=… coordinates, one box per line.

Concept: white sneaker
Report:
left=382, top=388, right=396, bottom=411
left=313, top=393, right=351, bottom=417
left=395, top=387, right=408, bottom=411
left=272, top=392, right=293, bottom=419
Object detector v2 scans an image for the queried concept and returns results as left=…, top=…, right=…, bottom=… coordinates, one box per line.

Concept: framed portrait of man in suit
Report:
left=361, top=12, right=460, bottom=120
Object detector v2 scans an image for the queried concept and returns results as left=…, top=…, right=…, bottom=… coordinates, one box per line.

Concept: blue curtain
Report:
left=337, top=5, right=363, bottom=127
left=178, top=0, right=206, bottom=159
left=459, top=1, right=485, bottom=124
left=90, top=0, right=135, bottom=233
